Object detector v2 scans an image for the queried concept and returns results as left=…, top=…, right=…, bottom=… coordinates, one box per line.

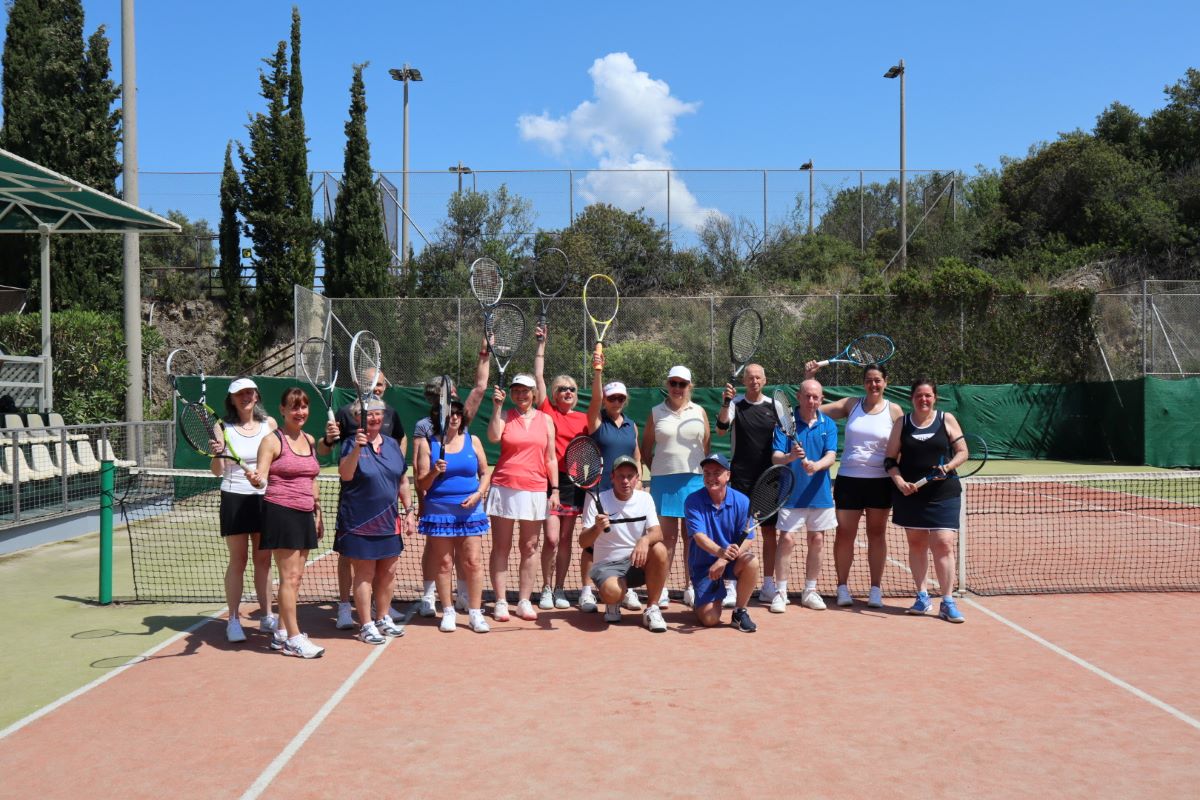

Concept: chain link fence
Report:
left=1093, top=280, right=1200, bottom=380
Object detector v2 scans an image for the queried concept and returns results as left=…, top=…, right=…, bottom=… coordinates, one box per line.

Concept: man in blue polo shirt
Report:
left=683, top=454, right=760, bottom=632
left=770, top=379, right=838, bottom=613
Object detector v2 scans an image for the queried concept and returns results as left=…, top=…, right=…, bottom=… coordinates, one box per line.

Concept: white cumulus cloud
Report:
left=518, top=52, right=722, bottom=231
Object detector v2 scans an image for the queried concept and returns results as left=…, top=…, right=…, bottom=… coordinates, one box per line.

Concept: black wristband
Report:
left=322, top=435, right=336, bottom=447
left=716, top=418, right=731, bottom=431
left=547, top=486, right=559, bottom=497
left=883, top=456, right=899, bottom=471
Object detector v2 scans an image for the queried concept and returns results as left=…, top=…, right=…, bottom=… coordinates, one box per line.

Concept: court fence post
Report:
left=958, top=480, right=968, bottom=595
left=99, top=459, right=114, bottom=605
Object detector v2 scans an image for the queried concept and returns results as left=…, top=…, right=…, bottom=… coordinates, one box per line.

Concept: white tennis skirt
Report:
left=486, top=484, right=548, bottom=522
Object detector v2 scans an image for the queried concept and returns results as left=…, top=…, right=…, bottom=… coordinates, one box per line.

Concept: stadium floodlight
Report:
left=448, top=161, right=473, bottom=195
left=799, top=161, right=814, bottom=234
left=390, top=65, right=424, bottom=266
left=884, top=59, right=906, bottom=268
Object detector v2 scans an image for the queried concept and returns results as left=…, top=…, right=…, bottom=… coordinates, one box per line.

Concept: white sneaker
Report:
left=579, top=586, right=598, bottom=613
left=358, top=622, right=384, bottom=645
left=454, top=593, right=469, bottom=614
left=622, top=588, right=643, bottom=611
left=722, top=581, right=736, bottom=608
left=226, top=618, right=247, bottom=642
left=439, top=608, right=457, bottom=633
left=658, top=587, right=670, bottom=609
left=836, top=585, right=854, bottom=607
left=493, top=600, right=511, bottom=622
left=553, top=588, right=570, bottom=609
left=538, top=585, right=554, bottom=610
left=259, top=614, right=278, bottom=633
left=376, top=616, right=405, bottom=637
left=769, top=592, right=787, bottom=614
left=515, top=599, right=538, bottom=621
left=604, top=604, right=621, bottom=623
left=419, top=595, right=437, bottom=617
left=681, top=586, right=695, bottom=608
left=282, top=634, right=325, bottom=659
left=469, top=611, right=491, bottom=633
left=643, top=605, right=667, bottom=632
left=801, top=589, right=827, bottom=610
left=387, top=605, right=403, bottom=622
left=868, top=586, right=884, bottom=608
left=758, top=582, right=777, bottom=604
left=335, top=602, right=355, bottom=630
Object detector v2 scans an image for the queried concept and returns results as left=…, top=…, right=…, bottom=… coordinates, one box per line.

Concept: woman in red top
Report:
left=532, top=324, right=591, bottom=611
left=254, top=387, right=324, bottom=659
left=486, top=373, right=558, bottom=622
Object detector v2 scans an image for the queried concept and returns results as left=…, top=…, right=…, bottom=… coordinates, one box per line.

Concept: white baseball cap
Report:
left=667, top=365, right=692, bottom=383
left=228, top=377, right=258, bottom=394
left=510, top=374, right=536, bottom=389
left=603, top=381, right=628, bottom=398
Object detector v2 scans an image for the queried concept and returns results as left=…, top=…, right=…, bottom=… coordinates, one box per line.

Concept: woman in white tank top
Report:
left=210, top=378, right=278, bottom=643
left=805, top=361, right=903, bottom=610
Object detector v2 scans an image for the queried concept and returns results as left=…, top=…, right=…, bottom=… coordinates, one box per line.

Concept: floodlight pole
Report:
left=885, top=59, right=906, bottom=268
left=390, top=65, right=423, bottom=267
left=122, top=0, right=142, bottom=422
left=800, top=161, right=814, bottom=234
left=449, top=161, right=472, bottom=195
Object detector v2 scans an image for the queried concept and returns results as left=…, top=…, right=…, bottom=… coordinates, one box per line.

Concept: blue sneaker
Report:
left=938, top=596, right=965, bottom=623
left=906, top=591, right=932, bottom=615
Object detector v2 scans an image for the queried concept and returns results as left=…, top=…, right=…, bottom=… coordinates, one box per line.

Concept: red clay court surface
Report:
left=1, top=591, right=1198, bottom=798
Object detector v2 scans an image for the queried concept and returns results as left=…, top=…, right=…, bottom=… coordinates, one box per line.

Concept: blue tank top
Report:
left=591, top=409, right=637, bottom=491
left=426, top=433, right=481, bottom=504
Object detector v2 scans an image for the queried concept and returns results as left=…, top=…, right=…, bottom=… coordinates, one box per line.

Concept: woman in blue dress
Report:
left=415, top=398, right=492, bottom=633
left=334, top=398, right=415, bottom=645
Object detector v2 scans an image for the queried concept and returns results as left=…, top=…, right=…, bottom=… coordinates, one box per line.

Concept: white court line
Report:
left=962, top=596, right=1200, bottom=733
left=0, top=607, right=227, bottom=741
left=240, top=604, right=416, bottom=800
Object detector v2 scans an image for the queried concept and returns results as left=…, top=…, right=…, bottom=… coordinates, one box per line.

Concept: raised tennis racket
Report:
left=470, top=256, right=503, bottom=327
left=912, top=433, right=988, bottom=489
left=349, top=330, right=382, bottom=435
left=583, top=273, right=619, bottom=358
left=771, top=388, right=806, bottom=454
left=817, top=334, right=895, bottom=368
left=488, top=303, right=527, bottom=389
left=179, top=402, right=251, bottom=475
left=437, top=373, right=453, bottom=452
left=563, top=434, right=608, bottom=532
left=533, top=247, right=569, bottom=330
left=165, top=348, right=204, bottom=405
left=724, top=308, right=763, bottom=406
left=733, top=464, right=795, bottom=546
left=299, top=336, right=337, bottom=423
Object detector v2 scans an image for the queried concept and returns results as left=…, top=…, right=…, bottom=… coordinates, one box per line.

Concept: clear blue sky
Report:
left=4, top=0, right=1198, bottom=236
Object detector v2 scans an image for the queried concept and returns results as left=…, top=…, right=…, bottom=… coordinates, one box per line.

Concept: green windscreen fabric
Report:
left=1143, top=377, right=1200, bottom=468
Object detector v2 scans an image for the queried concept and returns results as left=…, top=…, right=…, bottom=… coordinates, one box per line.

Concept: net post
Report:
left=99, top=459, right=115, bottom=605
left=957, top=479, right=968, bottom=596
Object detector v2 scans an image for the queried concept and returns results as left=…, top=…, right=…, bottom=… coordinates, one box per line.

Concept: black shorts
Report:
left=219, top=491, right=264, bottom=537
left=260, top=501, right=319, bottom=551
left=833, top=475, right=893, bottom=511
left=731, top=471, right=777, bottom=527
left=552, top=471, right=585, bottom=516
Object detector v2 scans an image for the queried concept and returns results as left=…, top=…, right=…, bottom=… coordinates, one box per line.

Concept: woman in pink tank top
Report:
left=485, top=373, right=557, bottom=622
left=254, top=387, right=325, bottom=659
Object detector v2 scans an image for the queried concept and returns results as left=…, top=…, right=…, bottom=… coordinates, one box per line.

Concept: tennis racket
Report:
left=733, top=465, right=795, bottom=547
left=771, top=388, right=806, bottom=454
left=724, top=308, right=763, bottom=406
left=912, top=433, right=989, bottom=489
left=816, top=334, right=895, bottom=368
left=533, top=247, right=570, bottom=330
left=563, top=435, right=608, bottom=532
left=437, top=373, right=453, bottom=453
left=487, top=303, right=527, bottom=389
left=179, top=401, right=252, bottom=475
left=165, top=348, right=204, bottom=405
left=583, top=273, right=619, bottom=358
left=470, top=256, right=503, bottom=328
left=349, top=330, right=382, bottom=435
left=299, top=336, right=337, bottom=423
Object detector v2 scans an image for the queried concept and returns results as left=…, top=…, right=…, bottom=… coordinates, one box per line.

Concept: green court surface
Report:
left=0, top=459, right=1175, bottom=730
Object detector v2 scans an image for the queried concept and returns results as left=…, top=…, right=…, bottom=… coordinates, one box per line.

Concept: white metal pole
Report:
left=122, top=0, right=142, bottom=422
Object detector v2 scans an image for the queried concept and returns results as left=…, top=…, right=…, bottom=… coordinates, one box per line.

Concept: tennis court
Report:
left=1, top=462, right=1198, bottom=797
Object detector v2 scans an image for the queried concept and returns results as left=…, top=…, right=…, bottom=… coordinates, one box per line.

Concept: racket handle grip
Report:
left=326, top=408, right=335, bottom=423
left=815, top=359, right=831, bottom=368
left=912, top=476, right=929, bottom=489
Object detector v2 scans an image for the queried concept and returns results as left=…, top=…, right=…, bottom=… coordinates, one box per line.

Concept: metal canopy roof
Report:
left=0, top=147, right=180, bottom=234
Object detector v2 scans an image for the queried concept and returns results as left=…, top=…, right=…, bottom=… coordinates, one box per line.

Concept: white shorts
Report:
left=777, top=506, right=837, bottom=534
left=485, top=485, right=548, bottom=522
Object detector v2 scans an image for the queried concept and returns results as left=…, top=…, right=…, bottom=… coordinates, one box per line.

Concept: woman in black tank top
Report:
left=883, top=379, right=969, bottom=623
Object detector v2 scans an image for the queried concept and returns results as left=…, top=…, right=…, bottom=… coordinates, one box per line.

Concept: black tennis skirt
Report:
left=259, top=501, right=319, bottom=551
left=219, top=491, right=264, bottom=537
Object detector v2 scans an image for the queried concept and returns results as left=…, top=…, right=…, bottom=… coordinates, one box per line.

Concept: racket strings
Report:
left=470, top=259, right=502, bottom=306
left=847, top=334, right=894, bottom=366
left=564, top=439, right=603, bottom=488
left=535, top=251, right=569, bottom=296
left=772, top=390, right=796, bottom=437
left=300, top=340, right=332, bottom=385
left=749, top=467, right=794, bottom=519
left=730, top=312, right=762, bottom=363
left=351, top=336, right=382, bottom=392
left=490, top=306, right=526, bottom=358
left=180, top=405, right=218, bottom=452
left=583, top=276, right=618, bottom=321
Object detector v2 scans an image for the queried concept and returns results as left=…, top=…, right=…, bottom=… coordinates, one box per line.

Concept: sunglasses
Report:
left=555, top=386, right=577, bottom=394
left=605, top=395, right=627, bottom=403
left=668, top=380, right=690, bottom=388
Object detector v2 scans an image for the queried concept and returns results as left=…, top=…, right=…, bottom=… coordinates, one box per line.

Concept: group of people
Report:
left=211, top=327, right=969, bottom=658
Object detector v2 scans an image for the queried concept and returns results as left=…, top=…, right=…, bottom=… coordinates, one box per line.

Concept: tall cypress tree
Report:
left=0, top=0, right=121, bottom=309
left=323, top=64, right=392, bottom=298
left=285, top=6, right=317, bottom=293
left=219, top=143, right=243, bottom=301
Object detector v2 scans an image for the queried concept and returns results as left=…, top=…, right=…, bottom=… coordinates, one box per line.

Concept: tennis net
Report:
left=117, top=469, right=1200, bottom=603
